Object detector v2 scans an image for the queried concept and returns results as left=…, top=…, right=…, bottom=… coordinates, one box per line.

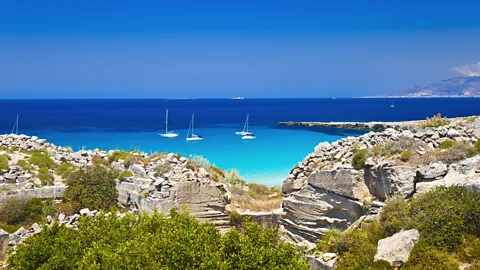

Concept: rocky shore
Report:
left=281, top=116, right=480, bottom=245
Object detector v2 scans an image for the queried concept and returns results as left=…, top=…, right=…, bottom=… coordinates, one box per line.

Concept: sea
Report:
left=1, top=98, right=480, bottom=186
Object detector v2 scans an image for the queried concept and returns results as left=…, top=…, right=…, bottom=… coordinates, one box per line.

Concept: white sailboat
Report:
left=11, top=115, right=18, bottom=135
left=186, top=113, right=203, bottom=141
left=235, top=114, right=251, bottom=136
left=390, top=101, right=395, bottom=108
left=159, top=109, right=179, bottom=138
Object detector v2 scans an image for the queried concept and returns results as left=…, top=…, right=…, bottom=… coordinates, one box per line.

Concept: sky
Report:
left=0, top=0, right=479, bottom=98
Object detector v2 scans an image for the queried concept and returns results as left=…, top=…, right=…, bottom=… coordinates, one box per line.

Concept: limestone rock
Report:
left=307, top=169, right=369, bottom=200
left=365, top=164, right=416, bottom=200
left=307, top=255, right=336, bottom=270
left=374, top=229, right=420, bottom=266
left=129, top=164, right=147, bottom=178
left=416, top=163, right=448, bottom=181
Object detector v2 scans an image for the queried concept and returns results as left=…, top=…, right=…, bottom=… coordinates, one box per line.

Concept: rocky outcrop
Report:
left=0, top=134, right=230, bottom=232
left=374, top=229, right=420, bottom=266
left=282, top=117, right=480, bottom=245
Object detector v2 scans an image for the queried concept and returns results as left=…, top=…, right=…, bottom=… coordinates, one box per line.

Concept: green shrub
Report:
left=436, top=141, right=475, bottom=164
left=37, top=167, right=54, bottom=186
left=419, top=113, right=450, bottom=128
left=223, top=169, right=245, bottom=185
left=8, top=210, right=308, bottom=270
left=54, top=162, right=78, bottom=179
left=439, top=139, right=454, bottom=150
left=475, top=139, right=480, bottom=154
left=400, top=150, right=411, bottom=161
left=0, top=197, right=54, bottom=225
left=458, top=235, right=480, bottom=264
left=28, top=152, right=56, bottom=169
left=403, top=240, right=460, bottom=270
left=409, top=185, right=480, bottom=251
left=117, top=169, right=133, bottom=179
left=63, top=165, right=118, bottom=213
left=351, top=149, right=368, bottom=170
left=154, top=163, right=171, bottom=177
left=380, top=196, right=411, bottom=236
left=108, top=150, right=131, bottom=163
left=16, top=159, right=33, bottom=172
left=92, top=155, right=110, bottom=166
left=0, top=154, right=9, bottom=171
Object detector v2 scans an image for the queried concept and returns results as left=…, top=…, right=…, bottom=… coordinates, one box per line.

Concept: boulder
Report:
left=307, top=169, right=369, bottom=200
left=129, top=164, right=147, bottom=178
left=416, top=163, right=448, bottom=181
left=0, top=228, right=9, bottom=260
left=365, top=164, right=416, bottom=200
left=374, top=229, right=420, bottom=266
left=307, top=255, right=336, bottom=270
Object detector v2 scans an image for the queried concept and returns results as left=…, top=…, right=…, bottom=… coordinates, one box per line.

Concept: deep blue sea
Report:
left=1, top=98, right=479, bottom=186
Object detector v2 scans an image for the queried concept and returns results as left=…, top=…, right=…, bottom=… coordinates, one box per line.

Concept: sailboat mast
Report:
left=16, top=115, right=18, bottom=135
left=192, top=113, right=194, bottom=135
left=246, top=114, right=249, bottom=132
left=166, top=110, right=169, bottom=133
left=11, top=115, right=18, bottom=135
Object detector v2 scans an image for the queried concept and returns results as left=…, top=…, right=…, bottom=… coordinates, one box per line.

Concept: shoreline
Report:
left=278, top=116, right=474, bottom=131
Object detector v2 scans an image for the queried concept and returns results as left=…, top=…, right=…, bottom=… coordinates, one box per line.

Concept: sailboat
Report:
left=186, top=113, right=203, bottom=141
left=159, top=109, right=179, bottom=138
left=390, top=101, right=395, bottom=108
left=11, top=115, right=18, bottom=135
left=235, top=114, right=251, bottom=136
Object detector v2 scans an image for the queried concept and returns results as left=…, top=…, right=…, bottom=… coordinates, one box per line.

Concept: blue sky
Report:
left=1, top=0, right=479, bottom=98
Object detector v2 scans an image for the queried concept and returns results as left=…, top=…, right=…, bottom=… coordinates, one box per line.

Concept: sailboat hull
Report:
left=159, top=133, right=178, bottom=138
left=242, top=135, right=256, bottom=140
left=186, top=137, right=203, bottom=141
left=235, top=131, right=249, bottom=135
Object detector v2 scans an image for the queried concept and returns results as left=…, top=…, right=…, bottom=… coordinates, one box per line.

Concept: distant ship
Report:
left=231, top=97, right=245, bottom=100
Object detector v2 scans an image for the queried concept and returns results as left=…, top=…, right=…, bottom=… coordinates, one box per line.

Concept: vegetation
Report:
left=400, top=149, right=411, bottom=162
left=317, top=185, right=480, bottom=268
left=475, top=139, right=480, bottom=154
left=63, top=165, right=118, bottom=214
left=439, top=139, right=454, bottom=150
left=436, top=141, right=475, bottom=164
left=0, top=197, right=54, bottom=230
left=16, top=159, right=34, bottom=172
left=108, top=150, right=132, bottom=163
left=28, top=152, right=56, bottom=169
left=229, top=182, right=282, bottom=212
left=92, top=155, right=110, bottom=166
left=351, top=149, right=368, bottom=170
left=55, top=162, right=78, bottom=179
left=8, top=209, right=308, bottom=270
left=154, top=163, right=171, bottom=177
left=37, top=167, right=54, bottom=186
left=117, top=169, right=133, bottom=179
left=0, top=154, right=10, bottom=171
left=419, top=113, right=451, bottom=128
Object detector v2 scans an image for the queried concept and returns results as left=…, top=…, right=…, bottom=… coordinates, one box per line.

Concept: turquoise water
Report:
left=3, top=98, right=479, bottom=186
left=34, top=126, right=365, bottom=186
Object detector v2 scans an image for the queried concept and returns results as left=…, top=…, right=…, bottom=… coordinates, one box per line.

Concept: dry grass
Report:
left=403, top=151, right=437, bottom=166
left=229, top=183, right=282, bottom=212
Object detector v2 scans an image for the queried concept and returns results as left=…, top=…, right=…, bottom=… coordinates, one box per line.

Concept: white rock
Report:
left=374, top=229, right=420, bottom=266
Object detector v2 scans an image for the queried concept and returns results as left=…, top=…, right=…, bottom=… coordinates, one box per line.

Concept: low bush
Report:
left=16, top=159, right=34, bottom=172
left=92, top=155, right=110, bottom=166
left=0, top=154, right=9, bottom=171
left=117, top=169, right=133, bottom=179
left=351, top=149, right=368, bottom=170
left=403, top=240, right=460, bottom=270
left=458, top=235, right=480, bottom=264
left=54, top=162, right=78, bottom=179
left=28, top=152, right=56, bottom=169
left=108, top=150, right=131, bottom=163
left=388, top=137, right=420, bottom=155
left=63, top=165, right=118, bottom=213
left=379, top=196, right=411, bottom=237
left=37, top=167, right=54, bottom=186
left=475, top=139, right=480, bottom=154
left=0, top=197, right=54, bottom=226
left=154, top=163, right=171, bottom=177
left=439, top=139, right=454, bottom=150
left=223, top=169, right=245, bottom=185
left=436, top=141, right=475, bottom=164
left=419, top=113, right=450, bottom=128
left=409, top=185, right=480, bottom=251
left=400, top=149, right=411, bottom=161
left=8, top=210, right=308, bottom=270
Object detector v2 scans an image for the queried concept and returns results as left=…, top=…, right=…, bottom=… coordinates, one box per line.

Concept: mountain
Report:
left=389, top=76, right=480, bottom=97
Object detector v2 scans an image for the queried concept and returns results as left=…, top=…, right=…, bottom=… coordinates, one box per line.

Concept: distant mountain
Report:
left=389, top=76, right=480, bottom=97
